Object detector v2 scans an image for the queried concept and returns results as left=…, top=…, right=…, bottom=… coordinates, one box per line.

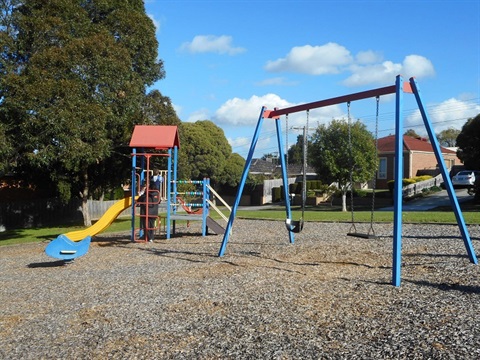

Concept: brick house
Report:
left=376, top=135, right=459, bottom=189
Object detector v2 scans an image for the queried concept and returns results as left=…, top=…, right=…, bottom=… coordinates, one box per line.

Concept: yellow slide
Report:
left=64, top=197, right=134, bottom=241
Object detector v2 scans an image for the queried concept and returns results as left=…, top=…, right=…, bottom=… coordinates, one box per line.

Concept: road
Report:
left=378, top=188, right=472, bottom=211
left=235, top=189, right=473, bottom=212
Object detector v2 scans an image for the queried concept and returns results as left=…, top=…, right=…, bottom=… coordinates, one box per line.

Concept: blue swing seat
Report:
left=45, top=234, right=92, bottom=260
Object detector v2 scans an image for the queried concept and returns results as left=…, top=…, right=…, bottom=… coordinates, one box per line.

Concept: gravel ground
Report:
left=1, top=219, right=480, bottom=359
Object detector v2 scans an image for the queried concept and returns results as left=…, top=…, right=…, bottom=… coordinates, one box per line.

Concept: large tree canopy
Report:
left=1, top=0, right=164, bottom=225
left=177, top=120, right=244, bottom=187
left=456, top=114, right=480, bottom=170
left=0, top=0, right=20, bottom=174
left=142, top=90, right=181, bottom=127
left=309, top=119, right=377, bottom=211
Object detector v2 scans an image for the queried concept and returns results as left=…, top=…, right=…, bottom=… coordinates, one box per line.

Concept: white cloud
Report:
left=264, top=42, right=435, bottom=87
left=264, top=43, right=353, bottom=75
left=402, top=55, right=435, bottom=78
left=355, top=50, right=383, bottom=64
left=405, top=97, right=480, bottom=135
left=213, top=93, right=344, bottom=129
left=180, top=35, right=246, bottom=55
left=343, top=61, right=402, bottom=86
left=211, top=93, right=346, bottom=157
left=228, top=136, right=251, bottom=149
left=343, top=54, right=435, bottom=87
left=213, top=94, right=291, bottom=126
left=186, top=108, right=210, bottom=122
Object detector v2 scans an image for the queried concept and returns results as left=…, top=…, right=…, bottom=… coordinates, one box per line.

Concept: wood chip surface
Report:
left=1, top=220, right=479, bottom=359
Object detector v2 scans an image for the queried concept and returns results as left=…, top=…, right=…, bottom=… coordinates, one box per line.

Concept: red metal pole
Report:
left=264, top=82, right=412, bottom=118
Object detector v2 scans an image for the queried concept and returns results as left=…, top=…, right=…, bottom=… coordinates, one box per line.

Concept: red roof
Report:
left=378, top=135, right=456, bottom=154
left=129, top=125, right=180, bottom=150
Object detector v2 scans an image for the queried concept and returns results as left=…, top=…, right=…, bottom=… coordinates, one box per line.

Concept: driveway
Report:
left=378, top=188, right=472, bottom=211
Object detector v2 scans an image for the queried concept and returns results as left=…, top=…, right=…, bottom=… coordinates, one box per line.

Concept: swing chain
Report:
left=347, top=101, right=357, bottom=233
left=285, top=113, right=289, bottom=168
left=302, top=111, right=309, bottom=211
left=368, top=96, right=380, bottom=236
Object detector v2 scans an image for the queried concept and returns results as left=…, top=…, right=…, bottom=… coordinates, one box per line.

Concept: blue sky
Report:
left=145, top=0, right=480, bottom=158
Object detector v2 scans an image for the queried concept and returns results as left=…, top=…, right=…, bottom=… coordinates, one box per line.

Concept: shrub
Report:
left=289, top=183, right=298, bottom=195
left=354, top=189, right=367, bottom=198
left=412, top=175, right=432, bottom=182
left=295, top=182, right=303, bottom=194
left=402, top=178, right=416, bottom=186
left=388, top=176, right=429, bottom=193
left=272, top=187, right=282, bottom=202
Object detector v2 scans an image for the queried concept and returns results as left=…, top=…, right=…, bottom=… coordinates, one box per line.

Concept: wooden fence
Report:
left=0, top=198, right=132, bottom=231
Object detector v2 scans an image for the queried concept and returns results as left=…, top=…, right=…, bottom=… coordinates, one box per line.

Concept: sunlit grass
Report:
left=1, top=202, right=479, bottom=247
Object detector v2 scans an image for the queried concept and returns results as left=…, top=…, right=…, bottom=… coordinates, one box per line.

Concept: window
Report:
left=378, top=157, right=387, bottom=179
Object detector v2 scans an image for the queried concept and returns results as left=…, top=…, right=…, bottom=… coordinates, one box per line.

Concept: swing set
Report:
left=346, top=97, right=380, bottom=239
left=218, top=75, right=478, bottom=287
left=284, top=112, right=310, bottom=234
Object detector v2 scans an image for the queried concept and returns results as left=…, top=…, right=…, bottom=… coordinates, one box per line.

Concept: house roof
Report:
left=249, top=158, right=277, bottom=174
left=378, top=135, right=456, bottom=154
left=129, top=125, right=180, bottom=150
left=249, top=158, right=316, bottom=176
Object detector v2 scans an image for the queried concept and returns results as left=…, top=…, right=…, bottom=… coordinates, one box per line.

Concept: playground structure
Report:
left=129, top=125, right=229, bottom=241
left=46, top=125, right=229, bottom=261
left=218, top=75, right=478, bottom=287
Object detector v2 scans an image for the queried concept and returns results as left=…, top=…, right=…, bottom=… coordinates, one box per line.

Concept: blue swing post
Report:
left=275, top=113, right=295, bottom=243
left=409, top=77, right=477, bottom=265
left=218, top=107, right=268, bottom=256
left=131, top=148, right=137, bottom=242
left=392, top=75, right=405, bottom=286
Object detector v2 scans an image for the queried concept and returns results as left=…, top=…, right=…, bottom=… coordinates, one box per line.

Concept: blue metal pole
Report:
left=392, top=75, right=404, bottom=286
left=173, top=146, right=178, bottom=236
left=131, top=148, right=137, bottom=242
left=166, top=148, right=172, bottom=239
left=174, top=146, right=178, bottom=200
left=276, top=116, right=294, bottom=244
left=140, top=150, right=145, bottom=185
left=409, top=77, right=477, bottom=264
left=218, top=107, right=266, bottom=256
left=202, top=178, right=208, bottom=236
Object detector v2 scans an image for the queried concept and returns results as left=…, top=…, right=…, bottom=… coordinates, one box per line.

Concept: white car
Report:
left=452, top=170, right=478, bottom=188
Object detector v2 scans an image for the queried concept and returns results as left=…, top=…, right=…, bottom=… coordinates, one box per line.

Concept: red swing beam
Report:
left=263, top=82, right=413, bottom=119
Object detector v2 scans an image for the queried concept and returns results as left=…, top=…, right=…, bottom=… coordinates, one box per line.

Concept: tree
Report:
left=0, top=0, right=20, bottom=174
left=222, top=153, right=245, bottom=187
left=142, top=90, right=181, bottom=126
left=309, top=119, right=377, bottom=212
left=177, top=120, right=244, bottom=188
left=436, top=127, right=460, bottom=147
left=404, top=129, right=421, bottom=139
left=287, top=134, right=305, bottom=165
left=2, top=0, right=164, bottom=225
left=456, top=114, right=480, bottom=170
left=261, top=153, right=279, bottom=165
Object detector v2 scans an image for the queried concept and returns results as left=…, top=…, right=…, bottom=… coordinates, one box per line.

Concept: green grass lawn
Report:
left=1, top=200, right=479, bottom=247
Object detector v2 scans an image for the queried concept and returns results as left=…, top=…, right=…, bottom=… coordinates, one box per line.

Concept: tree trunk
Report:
left=341, top=192, right=347, bottom=212
left=80, top=169, right=92, bottom=227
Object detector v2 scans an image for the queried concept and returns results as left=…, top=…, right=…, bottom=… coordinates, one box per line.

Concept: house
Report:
left=376, top=135, right=459, bottom=189
left=249, top=158, right=317, bottom=180
left=248, top=158, right=317, bottom=205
